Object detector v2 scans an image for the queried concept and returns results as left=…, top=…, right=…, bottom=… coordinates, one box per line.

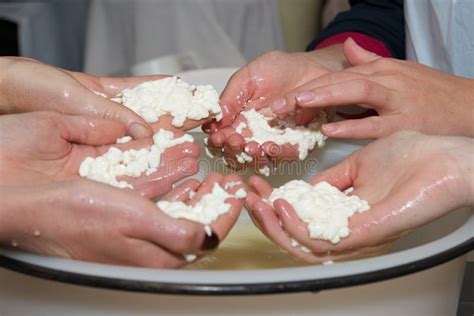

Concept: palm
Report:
left=307, top=131, right=470, bottom=253
left=245, top=131, right=471, bottom=263
left=0, top=112, right=198, bottom=196
left=218, top=51, right=330, bottom=127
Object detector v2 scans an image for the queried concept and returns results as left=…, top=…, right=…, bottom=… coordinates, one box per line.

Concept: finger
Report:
left=251, top=200, right=318, bottom=262
left=309, top=153, right=358, bottom=190
left=272, top=194, right=394, bottom=255
left=209, top=196, right=241, bottom=242
left=243, top=141, right=260, bottom=157
left=126, top=156, right=198, bottom=193
left=343, top=37, right=381, bottom=66
left=149, top=115, right=209, bottom=133
left=261, top=141, right=299, bottom=162
left=272, top=199, right=318, bottom=249
left=134, top=179, right=172, bottom=199
left=219, top=68, right=251, bottom=128
left=59, top=114, right=127, bottom=146
left=162, top=178, right=201, bottom=202
left=82, top=92, right=153, bottom=140
left=209, top=127, right=236, bottom=148
left=120, top=238, right=187, bottom=268
left=189, top=173, right=225, bottom=204
left=322, top=115, right=399, bottom=139
left=295, top=80, right=393, bottom=111
left=248, top=175, right=273, bottom=198
left=220, top=174, right=247, bottom=195
left=272, top=72, right=369, bottom=116
left=96, top=75, right=170, bottom=96
left=225, top=133, right=245, bottom=154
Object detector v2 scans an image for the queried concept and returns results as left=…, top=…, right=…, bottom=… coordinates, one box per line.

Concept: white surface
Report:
left=0, top=257, right=466, bottom=316
left=0, top=1, right=88, bottom=71
left=405, top=0, right=474, bottom=78
left=84, top=0, right=285, bottom=75
left=0, top=68, right=471, bottom=315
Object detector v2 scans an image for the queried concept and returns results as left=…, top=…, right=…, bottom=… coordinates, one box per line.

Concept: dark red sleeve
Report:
left=316, top=32, right=392, bottom=58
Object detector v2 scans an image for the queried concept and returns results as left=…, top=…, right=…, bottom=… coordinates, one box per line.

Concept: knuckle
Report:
left=173, top=225, right=200, bottom=253
left=262, top=50, right=287, bottom=60
left=374, top=57, right=395, bottom=69
left=368, top=115, right=383, bottom=132
left=355, top=79, right=373, bottom=98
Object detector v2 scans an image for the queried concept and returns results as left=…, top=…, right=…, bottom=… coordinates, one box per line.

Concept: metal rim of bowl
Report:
left=0, top=236, right=471, bottom=295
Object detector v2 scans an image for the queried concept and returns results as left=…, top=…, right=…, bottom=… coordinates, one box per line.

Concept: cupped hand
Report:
left=0, top=176, right=243, bottom=268
left=207, top=47, right=344, bottom=168
left=245, top=130, right=473, bottom=263
left=274, top=38, right=474, bottom=139
left=0, top=112, right=199, bottom=197
left=0, top=57, right=172, bottom=139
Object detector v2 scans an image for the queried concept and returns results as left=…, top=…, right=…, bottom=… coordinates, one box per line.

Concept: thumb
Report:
left=83, top=92, right=153, bottom=140
left=343, top=37, right=381, bottom=66
left=58, top=114, right=128, bottom=146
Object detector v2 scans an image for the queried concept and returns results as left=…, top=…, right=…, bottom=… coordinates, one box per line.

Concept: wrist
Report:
left=445, top=137, right=474, bottom=206
left=457, top=143, right=474, bottom=206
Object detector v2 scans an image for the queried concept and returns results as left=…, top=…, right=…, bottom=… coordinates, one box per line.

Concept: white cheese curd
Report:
left=235, top=121, right=247, bottom=134
left=236, top=151, right=253, bottom=164
left=116, top=136, right=132, bottom=144
left=268, top=180, right=370, bottom=244
left=290, top=238, right=313, bottom=253
left=79, top=129, right=193, bottom=189
left=115, top=76, right=222, bottom=127
left=234, top=188, right=248, bottom=199
left=157, top=183, right=246, bottom=234
left=238, top=109, right=327, bottom=160
left=204, top=147, right=215, bottom=158
left=258, top=166, right=270, bottom=177
left=184, top=254, right=197, bottom=262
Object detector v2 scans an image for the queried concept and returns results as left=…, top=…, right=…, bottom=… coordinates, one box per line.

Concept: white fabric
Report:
left=84, top=0, right=285, bottom=76
left=405, top=0, right=474, bottom=78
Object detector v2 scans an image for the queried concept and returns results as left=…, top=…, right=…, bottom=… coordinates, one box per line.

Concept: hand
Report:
left=0, top=57, right=169, bottom=139
left=274, top=38, right=474, bottom=139
left=245, top=130, right=473, bottom=263
left=206, top=46, right=346, bottom=167
left=0, top=112, right=199, bottom=197
left=0, top=174, right=245, bottom=268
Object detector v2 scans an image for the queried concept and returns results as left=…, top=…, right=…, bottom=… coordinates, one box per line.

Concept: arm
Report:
left=308, top=0, right=404, bottom=59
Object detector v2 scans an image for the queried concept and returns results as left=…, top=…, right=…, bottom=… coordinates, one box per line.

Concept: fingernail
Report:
left=129, top=123, right=151, bottom=139
left=271, top=98, right=287, bottom=112
left=296, top=91, right=316, bottom=104
left=322, top=123, right=338, bottom=134
left=201, top=231, right=220, bottom=250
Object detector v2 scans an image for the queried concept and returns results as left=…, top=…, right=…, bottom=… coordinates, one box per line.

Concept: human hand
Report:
left=0, top=175, right=244, bottom=268
left=207, top=46, right=345, bottom=168
left=245, top=130, right=473, bottom=263
left=274, top=38, right=474, bottom=139
left=0, top=112, right=199, bottom=197
left=0, top=57, right=172, bottom=139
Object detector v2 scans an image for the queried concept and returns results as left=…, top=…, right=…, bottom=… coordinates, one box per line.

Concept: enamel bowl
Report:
left=0, top=68, right=472, bottom=315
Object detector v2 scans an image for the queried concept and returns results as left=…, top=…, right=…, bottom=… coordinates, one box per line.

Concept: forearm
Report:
left=308, top=0, right=405, bottom=59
